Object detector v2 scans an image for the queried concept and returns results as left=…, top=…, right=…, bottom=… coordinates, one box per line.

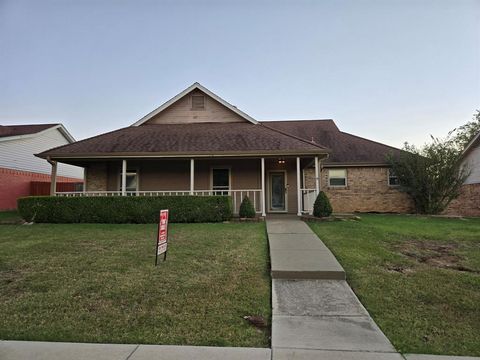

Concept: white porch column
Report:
left=190, top=159, right=195, bottom=195
left=121, top=159, right=127, bottom=196
left=261, top=158, right=266, bottom=217
left=315, top=156, right=320, bottom=195
left=297, top=157, right=302, bottom=216
left=50, top=161, right=57, bottom=196
left=83, top=167, right=87, bottom=193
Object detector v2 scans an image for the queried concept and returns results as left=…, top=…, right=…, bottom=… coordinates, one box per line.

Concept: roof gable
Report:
left=132, top=83, right=257, bottom=126
left=0, top=124, right=75, bottom=143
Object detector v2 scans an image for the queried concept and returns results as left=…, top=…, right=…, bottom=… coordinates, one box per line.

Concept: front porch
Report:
left=50, top=156, right=324, bottom=216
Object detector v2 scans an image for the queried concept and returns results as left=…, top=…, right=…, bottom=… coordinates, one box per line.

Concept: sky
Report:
left=0, top=0, right=479, bottom=148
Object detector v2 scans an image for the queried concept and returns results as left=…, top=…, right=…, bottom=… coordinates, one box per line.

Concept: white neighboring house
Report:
left=0, top=123, right=83, bottom=209
left=445, top=131, right=480, bottom=217
left=462, top=132, right=480, bottom=185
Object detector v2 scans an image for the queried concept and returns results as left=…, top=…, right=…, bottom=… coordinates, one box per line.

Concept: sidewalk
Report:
left=266, top=216, right=402, bottom=360
left=0, top=341, right=271, bottom=360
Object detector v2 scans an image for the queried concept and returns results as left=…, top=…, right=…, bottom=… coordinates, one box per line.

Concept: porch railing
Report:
left=301, top=188, right=318, bottom=215
left=55, top=189, right=263, bottom=215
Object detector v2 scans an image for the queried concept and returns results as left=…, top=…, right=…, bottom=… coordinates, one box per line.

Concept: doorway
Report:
left=269, top=171, right=287, bottom=212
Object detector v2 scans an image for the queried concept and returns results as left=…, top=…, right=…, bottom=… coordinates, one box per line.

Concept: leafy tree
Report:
left=239, top=196, right=256, bottom=218
left=450, top=110, right=480, bottom=150
left=313, top=191, right=333, bottom=217
left=388, top=137, right=470, bottom=215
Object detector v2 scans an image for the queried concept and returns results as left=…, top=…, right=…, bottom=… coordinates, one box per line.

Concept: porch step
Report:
left=266, top=218, right=345, bottom=280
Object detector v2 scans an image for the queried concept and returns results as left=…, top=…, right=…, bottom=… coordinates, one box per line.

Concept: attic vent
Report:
left=191, top=95, right=205, bottom=110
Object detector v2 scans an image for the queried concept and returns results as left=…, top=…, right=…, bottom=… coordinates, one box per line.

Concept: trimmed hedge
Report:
left=17, top=196, right=233, bottom=223
left=239, top=196, right=256, bottom=218
left=313, top=191, right=333, bottom=218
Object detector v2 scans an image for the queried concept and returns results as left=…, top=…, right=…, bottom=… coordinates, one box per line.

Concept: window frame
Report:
left=388, top=169, right=400, bottom=187
left=328, top=168, right=347, bottom=188
left=119, top=168, right=139, bottom=193
left=210, top=167, right=231, bottom=195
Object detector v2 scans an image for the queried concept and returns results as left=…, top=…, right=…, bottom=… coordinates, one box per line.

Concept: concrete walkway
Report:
left=0, top=341, right=271, bottom=360
left=266, top=216, right=402, bottom=359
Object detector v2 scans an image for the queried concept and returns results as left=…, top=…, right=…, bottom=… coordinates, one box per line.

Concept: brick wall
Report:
left=0, top=167, right=81, bottom=210
left=443, top=183, right=480, bottom=217
left=85, top=163, right=108, bottom=191
left=304, top=167, right=414, bottom=213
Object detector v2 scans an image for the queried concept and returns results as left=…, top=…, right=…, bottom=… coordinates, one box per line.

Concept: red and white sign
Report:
left=157, top=209, right=169, bottom=256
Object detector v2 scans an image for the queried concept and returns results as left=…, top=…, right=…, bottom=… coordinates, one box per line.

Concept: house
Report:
left=444, top=131, right=480, bottom=217
left=0, top=124, right=83, bottom=210
left=37, top=83, right=413, bottom=216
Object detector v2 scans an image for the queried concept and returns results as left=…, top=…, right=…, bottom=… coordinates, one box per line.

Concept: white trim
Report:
left=0, top=124, right=76, bottom=143
left=210, top=166, right=232, bottom=194
left=131, top=82, right=258, bottom=126
left=261, top=158, right=266, bottom=216
left=328, top=168, right=347, bottom=187
left=296, top=157, right=301, bottom=216
left=267, top=170, right=288, bottom=213
left=314, top=156, right=320, bottom=194
left=190, top=159, right=195, bottom=195
left=462, top=131, right=480, bottom=157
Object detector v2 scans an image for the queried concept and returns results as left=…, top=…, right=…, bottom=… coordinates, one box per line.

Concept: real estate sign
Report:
left=155, top=209, right=169, bottom=265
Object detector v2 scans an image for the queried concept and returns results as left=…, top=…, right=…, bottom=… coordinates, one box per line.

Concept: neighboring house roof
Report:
left=0, top=124, right=76, bottom=143
left=37, top=123, right=329, bottom=158
left=461, top=130, right=480, bottom=159
left=131, top=82, right=257, bottom=126
left=262, top=120, right=401, bottom=165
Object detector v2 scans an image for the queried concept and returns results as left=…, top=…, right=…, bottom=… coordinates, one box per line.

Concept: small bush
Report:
left=17, top=195, right=232, bottom=223
left=239, top=196, right=256, bottom=218
left=313, top=191, right=333, bottom=218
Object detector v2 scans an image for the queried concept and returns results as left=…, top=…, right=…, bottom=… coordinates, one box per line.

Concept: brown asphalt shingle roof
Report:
left=262, top=120, right=401, bottom=164
left=0, top=124, right=58, bottom=138
left=38, top=122, right=328, bottom=158
left=38, top=120, right=401, bottom=164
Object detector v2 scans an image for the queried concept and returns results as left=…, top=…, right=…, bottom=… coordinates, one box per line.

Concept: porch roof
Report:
left=37, top=123, right=329, bottom=160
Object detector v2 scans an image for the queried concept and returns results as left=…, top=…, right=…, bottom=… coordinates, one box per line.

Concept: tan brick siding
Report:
left=443, top=183, right=480, bottom=217
left=85, top=163, right=107, bottom=191
left=304, top=167, right=414, bottom=213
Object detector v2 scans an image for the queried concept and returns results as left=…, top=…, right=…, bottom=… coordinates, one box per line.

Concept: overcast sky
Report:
left=1, top=0, right=479, bottom=148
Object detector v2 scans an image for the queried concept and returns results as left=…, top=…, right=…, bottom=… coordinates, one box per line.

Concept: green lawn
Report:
left=0, top=222, right=271, bottom=347
left=309, top=215, right=480, bottom=356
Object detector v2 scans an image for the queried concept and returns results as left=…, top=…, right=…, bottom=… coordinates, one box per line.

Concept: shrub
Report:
left=313, top=191, right=333, bottom=217
left=17, top=195, right=232, bottom=223
left=238, top=196, right=256, bottom=218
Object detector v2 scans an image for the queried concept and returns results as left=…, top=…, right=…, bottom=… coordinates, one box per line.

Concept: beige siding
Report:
left=144, top=89, right=247, bottom=125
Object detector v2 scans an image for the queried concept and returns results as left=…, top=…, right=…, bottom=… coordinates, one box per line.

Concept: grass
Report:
left=0, top=222, right=271, bottom=347
left=309, top=214, right=480, bottom=356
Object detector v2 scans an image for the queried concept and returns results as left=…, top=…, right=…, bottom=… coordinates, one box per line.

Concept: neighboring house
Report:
left=444, top=131, right=480, bottom=217
left=0, top=124, right=83, bottom=210
left=37, top=83, right=413, bottom=215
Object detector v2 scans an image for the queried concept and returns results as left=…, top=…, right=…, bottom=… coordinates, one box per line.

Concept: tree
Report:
left=388, top=137, right=470, bottom=215
left=313, top=191, right=333, bottom=217
left=450, top=110, right=480, bottom=150
left=239, top=196, right=256, bottom=218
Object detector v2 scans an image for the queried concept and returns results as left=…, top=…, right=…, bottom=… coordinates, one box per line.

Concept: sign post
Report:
left=155, top=209, right=169, bottom=266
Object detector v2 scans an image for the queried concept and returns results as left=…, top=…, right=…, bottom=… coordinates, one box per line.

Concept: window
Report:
left=388, top=169, right=399, bottom=186
left=212, top=168, right=230, bottom=195
left=120, top=170, right=138, bottom=193
left=328, top=169, right=347, bottom=187
left=191, top=95, right=205, bottom=110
